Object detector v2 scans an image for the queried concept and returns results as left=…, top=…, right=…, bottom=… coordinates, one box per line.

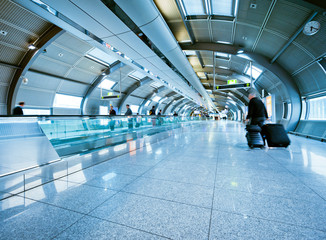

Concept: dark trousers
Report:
left=250, top=117, right=266, bottom=143
left=250, top=117, right=265, bottom=128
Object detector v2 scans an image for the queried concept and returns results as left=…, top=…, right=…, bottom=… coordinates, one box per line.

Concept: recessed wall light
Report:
left=0, top=30, right=8, bottom=36
left=58, top=53, right=63, bottom=57
left=28, top=44, right=36, bottom=50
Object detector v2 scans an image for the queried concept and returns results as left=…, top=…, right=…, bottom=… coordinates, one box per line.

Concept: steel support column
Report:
left=81, top=61, right=123, bottom=114
left=7, top=26, right=64, bottom=115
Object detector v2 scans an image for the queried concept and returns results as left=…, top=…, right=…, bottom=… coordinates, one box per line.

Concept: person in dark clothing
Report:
left=157, top=109, right=163, bottom=125
left=246, top=92, right=268, bottom=127
left=125, top=104, right=132, bottom=116
left=109, top=105, right=116, bottom=131
left=173, top=112, right=178, bottom=117
left=125, top=104, right=133, bottom=129
left=109, top=105, right=116, bottom=115
left=149, top=106, right=155, bottom=115
left=13, top=102, right=24, bottom=115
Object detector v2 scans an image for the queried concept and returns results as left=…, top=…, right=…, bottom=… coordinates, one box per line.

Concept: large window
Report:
left=182, top=0, right=206, bottom=15
left=129, top=105, right=139, bottom=114
left=212, top=0, right=233, bottom=16
left=301, top=100, right=307, bottom=120
left=99, top=106, right=108, bottom=115
left=308, top=96, right=326, bottom=120
left=24, top=109, right=50, bottom=115
left=53, top=94, right=82, bottom=109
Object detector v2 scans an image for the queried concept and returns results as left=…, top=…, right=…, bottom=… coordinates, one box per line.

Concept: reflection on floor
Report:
left=1, top=121, right=326, bottom=239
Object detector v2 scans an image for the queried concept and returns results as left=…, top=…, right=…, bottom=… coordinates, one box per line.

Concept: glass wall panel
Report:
left=308, top=96, right=326, bottom=120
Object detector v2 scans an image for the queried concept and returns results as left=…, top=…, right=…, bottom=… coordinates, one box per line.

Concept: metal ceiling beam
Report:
left=251, top=0, right=278, bottom=52
left=170, top=99, right=187, bottom=114
left=194, top=67, right=234, bottom=76
left=176, top=100, right=192, bottom=113
left=174, top=0, right=196, bottom=44
left=138, top=92, right=155, bottom=115
left=138, top=86, right=167, bottom=114
left=180, top=42, right=240, bottom=55
left=0, top=61, right=21, bottom=70
left=117, top=77, right=152, bottom=114
left=7, top=26, right=64, bottom=115
left=81, top=60, right=123, bottom=115
left=270, top=11, right=318, bottom=64
left=196, top=51, right=205, bottom=68
left=163, top=96, right=184, bottom=114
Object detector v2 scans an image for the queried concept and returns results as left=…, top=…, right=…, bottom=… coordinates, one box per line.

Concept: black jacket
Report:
left=13, top=106, right=23, bottom=115
left=109, top=109, right=116, bottom=115
left=125, top=108, right=132, bottom=116
left=246, top=97, right=268, bottom=119
left=149, top=109, right=155, bottom=115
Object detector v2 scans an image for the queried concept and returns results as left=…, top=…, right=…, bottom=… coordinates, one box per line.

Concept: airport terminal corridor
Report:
left=1, top=121, right=326, bottom=239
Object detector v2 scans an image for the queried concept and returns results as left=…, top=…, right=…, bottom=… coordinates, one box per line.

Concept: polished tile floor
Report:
left=1, top=121, right=326, bottom=239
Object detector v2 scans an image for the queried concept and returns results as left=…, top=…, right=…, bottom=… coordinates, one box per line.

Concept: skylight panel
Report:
left=98, top=79, right=116, bottom=90
left=215, top=52, right=229, bottom=58
left=212, top=0, right=233, bottom=16
left=87, top=48, right=117, bottom=66
left=182, top=0, right=206, bottom=15
left=152, top=96, right=161, bottom=102
left=130, top=105, right=139, bottom=114
left=129, top=70, right=146, bottom=80
left=245, top=65, right=262, bottom=79
left=183, top=50, right=197, bottom=56
left=145, top=100, right=151, bottom=106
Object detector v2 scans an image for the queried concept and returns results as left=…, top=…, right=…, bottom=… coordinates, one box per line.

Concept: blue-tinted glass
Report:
left=182, top=0, right=206, bottom=15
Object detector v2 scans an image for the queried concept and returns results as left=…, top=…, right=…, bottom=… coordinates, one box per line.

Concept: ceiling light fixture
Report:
left=28, top=44, right=36, bottom=50
left=237, top=49, right=244, bottom=54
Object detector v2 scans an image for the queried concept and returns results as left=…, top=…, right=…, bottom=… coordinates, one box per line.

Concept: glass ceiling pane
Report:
left=98, top=79, right=116, bottom=90
left=129, top=70, right=146, bottom=80
left=245, top=65, right=262, bottom=79
left=87, top=48, right=117, bottom=65
left=182, top=0, right=206, bottom=16
left=152, top=96, right=161, bottom=102
left=212, top=0, right=233, bottom=16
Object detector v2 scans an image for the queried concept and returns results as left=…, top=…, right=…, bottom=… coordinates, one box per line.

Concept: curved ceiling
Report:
left=1, top=0, right=325, bottom=124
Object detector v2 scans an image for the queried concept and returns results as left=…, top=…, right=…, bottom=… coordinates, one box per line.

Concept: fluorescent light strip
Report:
left=85, top=54, right=110, bottom=67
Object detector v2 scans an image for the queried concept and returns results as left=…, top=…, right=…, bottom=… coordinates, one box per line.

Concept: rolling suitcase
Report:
left=262, top=124, right=290, bottom=147
left=245, top=125, right=264, bottom=149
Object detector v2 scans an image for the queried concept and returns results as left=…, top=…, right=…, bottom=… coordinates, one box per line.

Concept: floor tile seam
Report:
left=212, top=208, right=326, bottom=233
left=118, top=189, right=212, bottom=210
left=266, top=151, right=326, bottom=202
left=214, top=172, right=301, bottom=183
left=214, top=172, right=301, bottom=182
left=83, top=146, right=184, bottom=217
left=122, top=174, right=216, bottom=188
left=150, top=165, right=218, bottom=174
left=213, top=187, right=325, bottom=204
left=136, top=175, right=214, bottom=188
left=50, top=212, right=90, bottom=240
left=49, top=208, right=172, bottom=240
left=208, top=145, right=221, bottom=240
left=57, top=170, right=140, bottom=182
left=9, top=193, right=92, bottom=216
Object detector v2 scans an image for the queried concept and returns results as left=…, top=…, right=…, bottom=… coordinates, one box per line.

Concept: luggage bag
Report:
left=262, top=124, right=290, bottom=147
left=245, top=125, right=264, bottom=149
